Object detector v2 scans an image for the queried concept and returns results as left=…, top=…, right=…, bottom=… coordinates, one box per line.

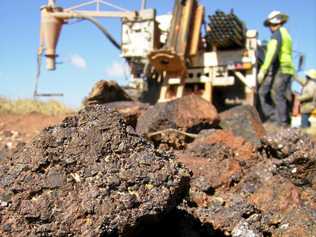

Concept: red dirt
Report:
left=0, top=113, right=66, bottom=138
left=0, top=113, right=67, bottom=153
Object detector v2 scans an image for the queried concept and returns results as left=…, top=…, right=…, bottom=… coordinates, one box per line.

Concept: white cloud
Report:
left=104, top=61, right=130, bottom=79
left=69, top=54, right=87, bottom=69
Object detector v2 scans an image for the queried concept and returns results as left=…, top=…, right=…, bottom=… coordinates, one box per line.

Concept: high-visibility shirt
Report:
left=260, top=27, right=295, bottom=75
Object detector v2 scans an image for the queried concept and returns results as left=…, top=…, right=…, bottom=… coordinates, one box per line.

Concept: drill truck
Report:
left=37, top=0, right=258, bottom=109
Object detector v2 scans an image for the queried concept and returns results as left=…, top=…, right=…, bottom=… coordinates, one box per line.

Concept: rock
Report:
left=136, top=95, right=219, bottom=149
left=188, top=130, right=256, bottom=162
left=232, top=220, right=263, bottom=237
left=177, top=146, right=243, bottom=193
left=260, top=128, right=316, bottom=187
left=177, top=127, right=316, bottom=236
left=83, top=80, right=132, bottom=106
left=175, top=130, right=260, bottom=234
left=245, top=172, right=316, bottom=236
left=220, top=105, right=266, bottom=145
left=182, top=193, right=261, bottom=235
left=0, top=105, right=190, bottom=237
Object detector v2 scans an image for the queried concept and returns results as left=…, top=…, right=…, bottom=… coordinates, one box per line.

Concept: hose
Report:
left=33, top=12, right=121, bottom=99
left=74, top=13, right=121, bottom=50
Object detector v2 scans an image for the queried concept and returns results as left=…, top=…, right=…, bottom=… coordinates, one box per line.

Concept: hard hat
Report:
left=305, top=69, right=316, bottom=80
left=264, top=11, right=288, bottom=27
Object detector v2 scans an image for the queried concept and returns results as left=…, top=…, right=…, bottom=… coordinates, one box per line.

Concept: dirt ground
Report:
left=0, top=113, right=67, bottom=157
left=0, top=113, right=65, bottom=137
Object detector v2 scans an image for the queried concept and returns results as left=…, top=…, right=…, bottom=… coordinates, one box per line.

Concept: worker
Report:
left=257, top=11, right=295, bottom=126
left=297, top=69, right=316, bottom=128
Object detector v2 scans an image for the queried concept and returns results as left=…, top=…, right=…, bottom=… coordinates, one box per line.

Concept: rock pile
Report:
left=1, top=88, right=316, bottom=237
left=177, top=127, right=316, bottom=236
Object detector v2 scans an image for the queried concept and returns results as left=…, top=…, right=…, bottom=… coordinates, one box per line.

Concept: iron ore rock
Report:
left=0, top=105, right=190, bottom=237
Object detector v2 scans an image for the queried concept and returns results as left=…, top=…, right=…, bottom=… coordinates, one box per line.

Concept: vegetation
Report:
left=0, top=97, right=73, bottom=115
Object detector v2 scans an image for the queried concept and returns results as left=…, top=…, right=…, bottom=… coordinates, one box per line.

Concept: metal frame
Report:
left=50, top=0, right=136, bottom=19
left=66, top=0, right=129, bottom=12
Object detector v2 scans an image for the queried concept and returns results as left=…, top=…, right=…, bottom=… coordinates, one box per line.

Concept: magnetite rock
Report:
left=0, top=105, right=190, bottom=237
left=83, top=80, right=132, bottom=106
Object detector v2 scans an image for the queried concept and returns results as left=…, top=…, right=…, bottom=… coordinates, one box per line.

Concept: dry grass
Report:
left=0, top=97, right=73, bottom=116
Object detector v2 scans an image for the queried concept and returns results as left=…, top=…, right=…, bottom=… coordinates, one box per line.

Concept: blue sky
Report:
left=1, top=0, right=316, bottom=107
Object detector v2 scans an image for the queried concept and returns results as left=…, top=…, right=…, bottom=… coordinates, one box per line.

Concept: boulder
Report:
left=83, top=80, right=132, bottom=106
left=136, top=95, right=219, bottom=149
left=0, top=105, right=190, bottom=237
left=220, top=105, right=266, bottom=145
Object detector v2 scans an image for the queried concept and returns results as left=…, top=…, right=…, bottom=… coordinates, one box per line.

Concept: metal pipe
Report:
left=48, top=0, right=56, bottom=7
left=141, top=0, right=147, bottom=10
left=66, top=0, right=96, bottom=11
left=52, top=10, right=136, bottom=19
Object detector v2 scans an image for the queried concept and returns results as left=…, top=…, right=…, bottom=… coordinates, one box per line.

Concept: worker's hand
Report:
left=257, top=70, right=266, bottom=86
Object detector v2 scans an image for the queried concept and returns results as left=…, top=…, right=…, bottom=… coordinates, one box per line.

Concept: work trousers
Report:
left=301, top=113, right=311, bottom=128
left=271, top=72, right=292, bottom=125
left=258, top=71, right=292, bottom=125
left=258, top=73, right=275, bottom=121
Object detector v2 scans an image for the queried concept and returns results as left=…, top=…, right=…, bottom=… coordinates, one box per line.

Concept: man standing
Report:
left=258, top=11, right=295, bottom=126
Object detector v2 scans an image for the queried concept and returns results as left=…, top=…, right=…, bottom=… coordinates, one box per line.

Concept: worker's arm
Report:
left=259, top=39, right=278, bottom=74
left=298, top=90, right=313, bottom=103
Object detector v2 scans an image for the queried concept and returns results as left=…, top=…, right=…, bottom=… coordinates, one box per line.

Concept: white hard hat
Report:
left=305, top=69, right=316, bottom=80
left=264, top=10, right=288, bottom=27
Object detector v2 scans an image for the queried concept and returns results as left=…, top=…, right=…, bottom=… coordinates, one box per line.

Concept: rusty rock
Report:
left=189, top=130, right=256, bottom=162
left=177, top=144, right=242, bottom=193
left=83, top=80, right=132, bottom=106
left=0, top=105, right=190, bottom=237
left=220, top=105, right=266, bottom=145
left=178, top=127, right=316, bottom=236
left=136, top=95, right=219, bottom=149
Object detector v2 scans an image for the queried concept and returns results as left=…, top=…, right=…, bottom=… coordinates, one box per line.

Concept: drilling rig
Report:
left=37, top=0, right=259, bottom=108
